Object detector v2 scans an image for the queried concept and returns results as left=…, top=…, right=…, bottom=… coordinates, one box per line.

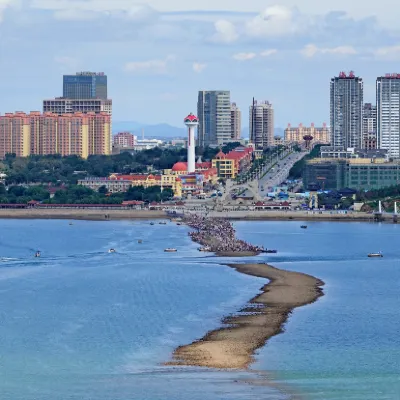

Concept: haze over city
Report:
left=1, top=0, right=400, bottom=127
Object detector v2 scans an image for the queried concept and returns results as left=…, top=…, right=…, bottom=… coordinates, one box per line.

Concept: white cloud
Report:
left=211, top=19, right=238, bottom=43
left=124, top=55, right=175, bottom=74
left=233, top=52, right=257, bottom=61
left=260, top=49, right=278, bottom=57
left=301, top=44, right=357, bottom=58
left=373, top=46, right=400, bottom=60
left=192, top=62, right=207, bottom=73
left=246, top=6, right=306, bottom=37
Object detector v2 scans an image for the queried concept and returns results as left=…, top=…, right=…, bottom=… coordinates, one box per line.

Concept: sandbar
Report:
left=167, top=262, right=324, bottom=369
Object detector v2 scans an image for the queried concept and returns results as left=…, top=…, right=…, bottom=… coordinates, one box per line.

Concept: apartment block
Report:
left=249, top=100, right=274, bottom=149
left=0, top=112, right=111, bottom=159
left=330, top=71, right=363, bottom=148
left=197, top=90, right=231, bottom=146
left=230, top=103, right=241, bottom=140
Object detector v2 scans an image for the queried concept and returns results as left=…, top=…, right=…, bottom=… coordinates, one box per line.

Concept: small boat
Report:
left=177, top=223, right=182, bottom=226
left=368, top=252, right=383, bottom=258
left=164, top=248, right=177, bottom=252
left=198, top=246, right=211, bottom=252
left=69, top=222, right=73, bottom=225
left=108, top=248, right=116, bottom=253
left=138, top=240, right=143, bottom=244
left=265, top=249, right=277, bottom=254
left=150, top=222, right=155, bottom=225
left=34, top=251, right=41, bottom=258
left=300, top=225, right=308, bottom=229
left=159, top=222, right=167, bottom=225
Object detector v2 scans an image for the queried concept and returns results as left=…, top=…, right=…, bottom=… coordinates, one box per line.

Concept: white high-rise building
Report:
left=197, top=90, right=231, bottom=147
left=249, top=100, right=274, bottom=149
left=377, top=74, right=400, bottom=158
left=230, top=103, right=241, bottom=141
left=330, top=71, right=363, bottom=149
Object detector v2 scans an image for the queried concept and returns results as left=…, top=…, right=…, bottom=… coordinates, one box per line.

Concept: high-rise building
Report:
left=377, top=73, right=400, bottom=158
left=63, top=72, right=107, bottom=99
left=113, top=132, right=137, bottom=148
left=284, top=123, right=330, bottom=145
left=362, top=103, right=377, bottom=150
left=43, top=98, right=112, bottom=116
left=0, top=112, right=31, bottom=157
left=197, top=90, right=231, bottom=147
left=330, top=71, right=363, bottom=149
left=249, top=99, right=274, bottom=149
left=230, top=103, right=241, bottom=141
left=0, top=112, right=111, bottom=159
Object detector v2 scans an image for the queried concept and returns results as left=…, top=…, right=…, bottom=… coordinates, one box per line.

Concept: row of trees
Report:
left=289, top=145, right=325, bottom=179
left=0, top=184, right=174, bottom=204
left=1, top=143, right=243, bottom=186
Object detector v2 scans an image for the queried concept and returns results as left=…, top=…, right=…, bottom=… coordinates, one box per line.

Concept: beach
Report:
left=168, top=262, right=324, bottom=369
left=0, top=208, right=382, bottom=221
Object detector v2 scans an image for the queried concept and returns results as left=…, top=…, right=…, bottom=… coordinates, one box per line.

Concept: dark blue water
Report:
left=0, top=219, right=399, bottom=399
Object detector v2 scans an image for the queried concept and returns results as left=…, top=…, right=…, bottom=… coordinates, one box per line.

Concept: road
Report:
left=258, top=151, right=306, bottom=195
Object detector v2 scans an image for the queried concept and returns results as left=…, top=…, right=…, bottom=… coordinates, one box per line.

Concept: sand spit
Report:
left=168, top=263, right=324, bottom=369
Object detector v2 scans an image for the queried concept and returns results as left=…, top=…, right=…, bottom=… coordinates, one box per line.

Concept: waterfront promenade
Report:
left=0, top=208, right=382, bottom=221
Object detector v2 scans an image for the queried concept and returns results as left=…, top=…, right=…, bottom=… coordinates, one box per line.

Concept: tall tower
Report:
left=230, top=103, right=241, bottom=140
left=197, top=90, right=231, bottom=147
left=249, top=100, right=274, bottom=149
left=184, top=113, right=199, bottom=173
left=330, top=71, right=363, bottom=149
left=377, top=73, right=400, bottom=158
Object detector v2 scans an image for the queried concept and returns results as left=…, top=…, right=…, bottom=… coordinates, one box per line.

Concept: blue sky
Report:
left=0, top=0, right=400, bottom=129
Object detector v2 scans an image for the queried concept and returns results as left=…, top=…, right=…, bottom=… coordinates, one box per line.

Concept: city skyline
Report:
left=0, top=2, right=399, bottom=127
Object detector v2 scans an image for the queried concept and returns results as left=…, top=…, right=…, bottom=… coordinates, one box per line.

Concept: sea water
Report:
left=0, top=219, right=282, bottom=400
left=0, top=219, right=399, bottom=399
left=234, top=220, right=400, bottom=400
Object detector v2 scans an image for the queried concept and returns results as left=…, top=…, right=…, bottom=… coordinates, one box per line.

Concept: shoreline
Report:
left=167, top=262, right=324, bottom=369
left=0, top=208, right=385, bottom=222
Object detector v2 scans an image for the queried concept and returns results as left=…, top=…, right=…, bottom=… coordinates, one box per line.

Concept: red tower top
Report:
left=184, top=113, right=198, bottom=123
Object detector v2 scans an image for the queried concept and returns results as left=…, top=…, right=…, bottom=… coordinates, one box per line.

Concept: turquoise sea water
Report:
left=0, top=219, right=399, bottom=399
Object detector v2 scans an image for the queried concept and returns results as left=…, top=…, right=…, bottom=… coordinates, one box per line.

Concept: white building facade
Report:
left=249, top=100, right=274, bottom=149
left=377, top=74, right=400, bottom=158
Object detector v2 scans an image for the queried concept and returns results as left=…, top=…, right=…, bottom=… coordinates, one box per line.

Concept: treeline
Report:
left=1, top=143, right=242, bottom=186
left=289, top=145, right=325, bottom=179
left=0, top=184, right=174, bottom=204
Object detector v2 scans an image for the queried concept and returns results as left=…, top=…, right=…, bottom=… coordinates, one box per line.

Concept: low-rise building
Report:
left=304, top=157, right=400, bottom=191
left=284, top=123, right=330, bottom=145
left=212, top=146, right=253, bottom=179
left=320, top=146, right=388, bottom=160
left=78, top=177, right=132, bottom=193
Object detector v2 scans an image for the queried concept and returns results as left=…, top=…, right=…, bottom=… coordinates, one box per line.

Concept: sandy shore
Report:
left=167, top=263, right=324, bottom=369
left=0, top=208, right=384, bottom=222
left=0, top=209, right=167, bottom=220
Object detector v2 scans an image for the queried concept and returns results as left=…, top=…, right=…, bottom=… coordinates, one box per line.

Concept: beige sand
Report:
left=0, top=209, right=167, bottom=220
left=167, top=263, right=324, bottom=369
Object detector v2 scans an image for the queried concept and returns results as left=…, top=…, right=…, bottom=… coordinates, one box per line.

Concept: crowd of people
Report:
left=185, top=215, right=264, bottom=254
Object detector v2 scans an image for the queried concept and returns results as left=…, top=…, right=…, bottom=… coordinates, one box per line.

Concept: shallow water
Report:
left=0, top=219, right=399, bottom=399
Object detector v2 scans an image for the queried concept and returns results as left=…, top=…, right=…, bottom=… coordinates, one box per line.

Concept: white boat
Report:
left=368, top=252, right=383, bottom=258
left=108, top=248, right=116, bottom=253
left=164, top=248, right=177, bottom=252
left=34, top=251, right=41, bottom=258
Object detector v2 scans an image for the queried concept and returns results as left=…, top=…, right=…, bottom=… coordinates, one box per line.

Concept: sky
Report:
left=1, top=0, right=400, bottom=129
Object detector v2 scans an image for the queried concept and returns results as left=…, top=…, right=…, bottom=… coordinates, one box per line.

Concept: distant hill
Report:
left=113, top=121, right=284, bottom=140
left=112, top=121, right=186, bottom=138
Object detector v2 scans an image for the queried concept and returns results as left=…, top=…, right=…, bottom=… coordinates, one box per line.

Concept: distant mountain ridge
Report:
left=112, top=121, right=186, bottom=138
left=113, top=121, right=284, bottom=140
